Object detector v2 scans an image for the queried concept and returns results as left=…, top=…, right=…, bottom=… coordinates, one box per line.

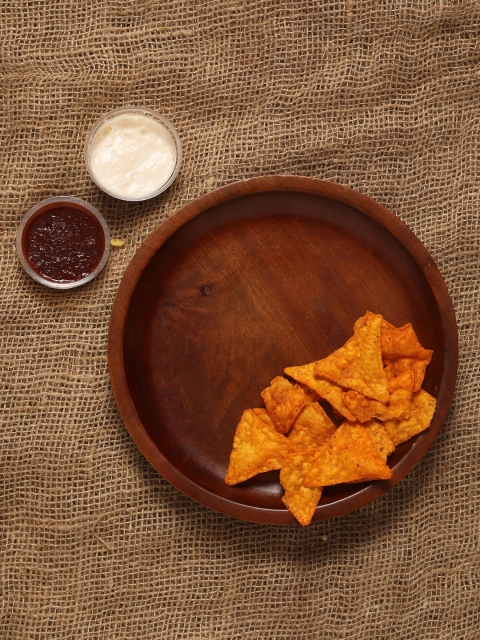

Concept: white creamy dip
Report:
left=88, top=113, right=177, bottom=200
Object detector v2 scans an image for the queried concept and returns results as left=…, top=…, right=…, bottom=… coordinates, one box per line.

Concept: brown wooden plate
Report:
left=108, top=176, right=458, bottom=524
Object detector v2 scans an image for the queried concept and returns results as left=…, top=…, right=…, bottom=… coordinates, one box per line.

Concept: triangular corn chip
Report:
left=314, top=313, right=390, bottom=403
left=384, top=366, right=415, bottom=416
left=261, top=376, right=308, bottom=434
left=224, top=409, right=289, bottom=485
left=355, top=311, right=433, bottom=362
left=252, top=407, right=275, bottom=424
left=304, top=422, right=392, bottom=487
left=354, top=311, right=395, bottom=333
left=364, top=420, right=395, bottom=461
left=381, top=323, right=433, bottom=361
left=284, top=362, right=356, bottom=421
left=281, top=404, right=336, bottom=524
left=280, top=447, right=322, bottom=526
left=384, top=356, right=430, bottom=393
left=297, top=381, right=321, bottom=402
left=383, top=389, right=436, bottom=446
left=288, top=402, right=336, bottom=449
left=356, top=313, right=433, bottom=392
left=381, top=323, right=433, bottom=393
left=332, top=407, right=345, bottom=420
left=343, top=368, right=414, bottom=422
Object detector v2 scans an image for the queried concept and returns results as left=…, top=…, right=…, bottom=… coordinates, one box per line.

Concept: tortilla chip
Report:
left=343, top=368, right=414, bottom=422
left=288, top=402, right=336, bottom=449
left=314, top=313, right=389, bottom=403
left=304, top=422, right=393, bottom=487
left=384, top=356, right=430, bottom=393
left=363, top=420, right=395, bottom=461
left=342, top=391, right=377, bottom=422
left=280, top=446, right=322, bottom=526
left=224, top=409, right=289, bottom=485
left=261, top=376, right=308, bottom=434
left=383, top=389, right=437, bottom=446
left=297, top=381, right=320, bottom=402
left=381, top=323, right=433, bottom=361
left=280, top=403, right=336, bottom=525
left=355, top=312, right=431, bottom=363
left=381, top=322, right=432, bottom=391
left=356, top=313, right=433, bottom=392
left=331, top=407, right=345, bottom=420
left=354, top=311, right=395, bottom=333
left=285, top=362, right=356, bottom=421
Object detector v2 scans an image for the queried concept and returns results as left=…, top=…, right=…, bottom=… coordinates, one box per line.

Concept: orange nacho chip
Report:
left=280, top=447, right=322, bottom=526
left=364, top=420, right=395, bottom=461
left=280, top=404, right=336, bottom=526
left=382, top=323, right=432, bottom=393
left=304, top=422, right=392, bottom=487
left=354, top=310, right=395, bottom=333
left=261, top=376, right=308, bottom=434
left=343, top=368, right=414, bottom=422
left=313, top=313, right=390, bottom=403
left=356, top=312, right=433, bottom=393
left=224, top=409, right=289, bottom=485
left=384, top=356, right=430, bottom=393
left=288, top=402, right=336, bottom=449
left=297, top=381, right=321, bottom=402
left=383, top=389, right=437, bottom=446
left=284, top=362, right=356, bottom=421
left=331, top=407, right=344, bottom=420
left=381, top=323, right=433, bottom=361
left=385, top=366, right=415, bottom=415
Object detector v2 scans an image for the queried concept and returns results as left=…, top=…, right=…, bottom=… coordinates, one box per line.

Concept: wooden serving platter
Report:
left=108, top=176, right=458, bottom=523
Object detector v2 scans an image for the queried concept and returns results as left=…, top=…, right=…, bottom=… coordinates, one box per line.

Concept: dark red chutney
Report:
left=24, top=205, right=105, bottom=282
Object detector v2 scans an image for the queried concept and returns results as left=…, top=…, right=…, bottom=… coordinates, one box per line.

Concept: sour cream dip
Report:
left=85, top=107, right=182, bottom=201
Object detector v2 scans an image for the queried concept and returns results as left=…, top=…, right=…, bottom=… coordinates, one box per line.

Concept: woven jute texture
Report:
left=1, top=1, right=479, bottom=638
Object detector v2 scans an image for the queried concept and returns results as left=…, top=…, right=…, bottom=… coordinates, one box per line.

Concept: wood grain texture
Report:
left=108, top=177, right=458, bottom=524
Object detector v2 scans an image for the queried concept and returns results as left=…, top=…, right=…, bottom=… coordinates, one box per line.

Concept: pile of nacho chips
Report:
left=225, top=312, right=437, bottom=526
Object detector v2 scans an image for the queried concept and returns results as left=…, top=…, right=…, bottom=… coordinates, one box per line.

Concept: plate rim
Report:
left=108, top=176, right=458, bottom=524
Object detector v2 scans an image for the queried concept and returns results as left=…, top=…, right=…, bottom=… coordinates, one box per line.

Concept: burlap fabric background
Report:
left=1, top=1, right=479, bottom=638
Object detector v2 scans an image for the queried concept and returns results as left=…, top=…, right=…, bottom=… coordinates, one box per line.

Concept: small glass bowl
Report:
left=84, top=106, right=182, bottom=202
left=16, top=196, right=110, bottom=290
